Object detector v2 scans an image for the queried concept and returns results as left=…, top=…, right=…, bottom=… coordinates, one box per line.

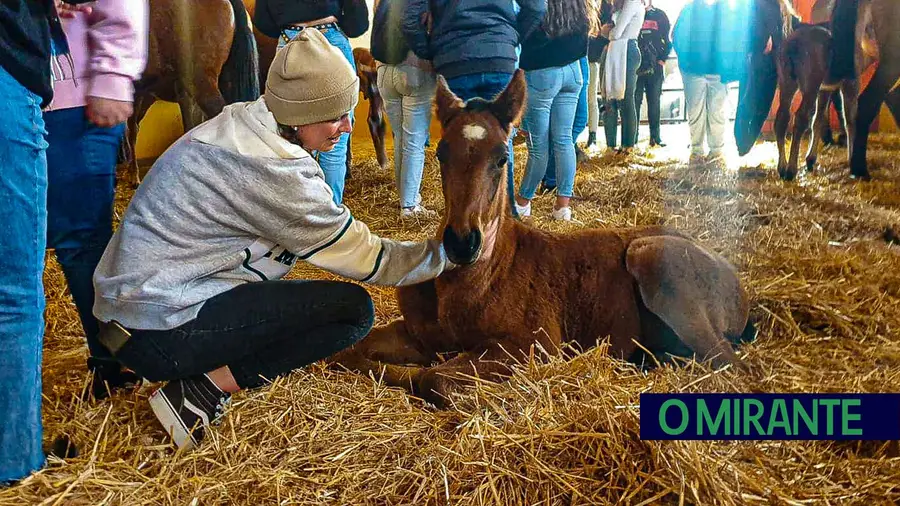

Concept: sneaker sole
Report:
left=149, top=388, right=198, bottom=450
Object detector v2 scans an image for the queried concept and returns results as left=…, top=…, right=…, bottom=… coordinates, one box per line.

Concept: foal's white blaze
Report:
left=462, top=124, right=487, bottom=141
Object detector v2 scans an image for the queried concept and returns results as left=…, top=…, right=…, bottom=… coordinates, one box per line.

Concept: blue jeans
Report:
left=45, top=107, right=124, bottom=362
left=280, top=27, right=355, bottom=204
left=0, top=65, right=49, bottom=483
left=444, top=72, right=518, bottom=218
left=604, top=39, right=642, bottom=148
left=544, top=56, right=589, bottom=188
left=377, top=64, right=436, bottom=208
left=519, top=61, right=583, bottom=200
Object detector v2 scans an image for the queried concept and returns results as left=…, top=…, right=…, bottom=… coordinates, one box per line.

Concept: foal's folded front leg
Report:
left=329, top=319, right=437, bottom=391
left=414, top=340, right=521, bottom=408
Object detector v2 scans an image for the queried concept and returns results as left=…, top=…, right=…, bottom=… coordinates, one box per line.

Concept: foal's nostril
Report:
left=442, top=226, right=483, bottom=265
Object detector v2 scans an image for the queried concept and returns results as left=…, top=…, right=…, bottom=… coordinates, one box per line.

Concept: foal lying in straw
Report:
left=333, top=70, right=756, bottom=407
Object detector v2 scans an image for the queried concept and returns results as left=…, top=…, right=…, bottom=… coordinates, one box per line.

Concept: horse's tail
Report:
left=220, top=0, right=261, bottom=104
left=828, top=0, right=859, bottom=82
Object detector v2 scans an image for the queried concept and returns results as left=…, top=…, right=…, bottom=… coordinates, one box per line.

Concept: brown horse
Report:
left=774, top=23, right=833, bottom=180
left=347, top=48, right=389, bottom=177
left=825, top=0, right=900, bottom=179
left=333, top=71, right=756, bottom=407
left=123, top=0, right=260, bottom=185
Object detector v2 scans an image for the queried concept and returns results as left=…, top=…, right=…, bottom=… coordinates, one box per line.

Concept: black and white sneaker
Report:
left=148, top=374, right=230, bottom=450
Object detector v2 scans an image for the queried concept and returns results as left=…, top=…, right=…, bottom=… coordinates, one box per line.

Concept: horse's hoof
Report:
left=850, top=171, right=871, bottom=181
left=777, top=166, right=796, bottom=182
left=805, top=158, right=816, bottom=172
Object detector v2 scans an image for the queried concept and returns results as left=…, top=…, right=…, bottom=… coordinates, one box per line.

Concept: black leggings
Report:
left=114, top=280, right=375, bottom=389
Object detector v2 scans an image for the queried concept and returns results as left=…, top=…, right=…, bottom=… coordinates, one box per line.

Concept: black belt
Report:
left=97, top=320, right=132, bottom=355
left=288, top=22, right=338, bottom=31
left=281, top=23, right=339, bottom=45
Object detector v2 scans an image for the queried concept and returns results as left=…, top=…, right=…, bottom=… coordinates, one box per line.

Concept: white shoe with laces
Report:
left=551, top=206, right=572, bottom=221
left=400, top=205, right=437, bottom=218
left=514, top=201, right=531, bottom=218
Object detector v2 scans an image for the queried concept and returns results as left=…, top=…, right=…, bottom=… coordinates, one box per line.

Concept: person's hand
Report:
left=657, top=60, right=665, bottom=66
left=86, top=97, right=133, bottom=127
left=54, top=0, right=93, bottom=18
left=600, top=23, right=613, bottom=38
left=764, top=36, right=773, bottom=55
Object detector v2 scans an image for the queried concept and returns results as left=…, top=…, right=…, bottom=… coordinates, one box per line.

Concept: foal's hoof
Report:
left=805, top=158, right=817, bottom=172
left=778, top=167, right=796, bottom=182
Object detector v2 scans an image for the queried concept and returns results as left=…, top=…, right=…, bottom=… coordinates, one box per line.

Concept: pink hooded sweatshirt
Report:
left=44, top=0, right=149, bottom=112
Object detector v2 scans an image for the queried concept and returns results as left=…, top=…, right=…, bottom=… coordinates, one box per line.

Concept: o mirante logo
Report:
left=640, top=394, right=900, bottom=440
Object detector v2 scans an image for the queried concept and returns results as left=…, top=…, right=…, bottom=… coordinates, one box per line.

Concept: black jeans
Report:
left=635, top=64, right=665, bottom=143
left=113, top=280, right=375, bottom=389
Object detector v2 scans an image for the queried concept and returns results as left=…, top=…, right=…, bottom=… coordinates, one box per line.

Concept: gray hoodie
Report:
left=93, top=98, right=451, bottom=331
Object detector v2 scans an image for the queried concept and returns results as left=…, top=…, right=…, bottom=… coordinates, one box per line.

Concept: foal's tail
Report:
left=828, top=0, right=859, bottom=82
left=220, top=0, right=261, bottom=104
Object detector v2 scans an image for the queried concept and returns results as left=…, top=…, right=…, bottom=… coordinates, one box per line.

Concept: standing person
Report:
left=92, top=30, right=458, bottom=450
left=602, top=0, right=645, bottom=153
left=673, top=0, right=751, bottom=165
left=0, top=0, right=93, bottom=485
left=253, top=0, right=370, bottom=204
left=634, top=0, right=670, bottom=147
left=370, top=0, right=437, bottom=218
left=540, top=55, right=590, bottom=195
left=403, top=0, right=548, bottom=219
left=513, top=0, right=592, bottom=222
left=586, top=0, right=613, bottom=148
left=43, top=0, right=148, bottom=401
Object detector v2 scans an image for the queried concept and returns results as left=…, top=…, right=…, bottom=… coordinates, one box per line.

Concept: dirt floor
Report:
left=2, top=129, right=900, bottom=505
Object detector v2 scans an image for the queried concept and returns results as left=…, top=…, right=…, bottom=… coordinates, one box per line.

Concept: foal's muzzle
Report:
left=443, top=226, right=482, bottom=265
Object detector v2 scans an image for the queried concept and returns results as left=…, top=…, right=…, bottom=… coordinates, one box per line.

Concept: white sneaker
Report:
left=551, top=206, right=572, bottom=221
left=400, top=205, right=437, bottom=218
left=514, top=201, right=532, bottom=218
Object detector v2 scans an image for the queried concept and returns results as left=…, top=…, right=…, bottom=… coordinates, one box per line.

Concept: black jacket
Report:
left=402, top=0, right=547, bottom=80
left=254, top=0, right=369, bottom=39
left=636, top=6, right=671, bottom=75
left=519, top=24, right=588, bottom=72
left=587, top=1, right=613, bottom=62
left=0, top=0, right=90, bottom=107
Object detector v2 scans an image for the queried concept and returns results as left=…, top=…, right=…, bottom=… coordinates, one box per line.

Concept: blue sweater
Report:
left=672, top=0, right=752, bottom=83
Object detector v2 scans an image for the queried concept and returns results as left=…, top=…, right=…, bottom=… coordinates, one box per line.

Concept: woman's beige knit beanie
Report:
left=264, top=28, right=359, bottom=126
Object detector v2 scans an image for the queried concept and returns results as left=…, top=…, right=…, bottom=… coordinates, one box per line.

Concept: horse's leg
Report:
left=849, top=60, right=900, bottom=179
left=787, top=90, right=817, bottom=179
left=839, top=78, right=860, bottom=175
left=329, top=319, right=442, bottom=393
left=369, top=94, right=388, bottom=170
left=127, top=94, right=153, bottom=188
left=774, top=80, right=797, bottom=180
left=885, top=87, right=900, bottom=127
left=414, top=340, right=525, bottom=408
left=625, top=236, right=749, bottom=371
left=806, top=89, right=832, bottom=171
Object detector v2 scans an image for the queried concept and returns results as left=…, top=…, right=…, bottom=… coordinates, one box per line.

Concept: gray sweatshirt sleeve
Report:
left=239, top=157, right=452, bottom=286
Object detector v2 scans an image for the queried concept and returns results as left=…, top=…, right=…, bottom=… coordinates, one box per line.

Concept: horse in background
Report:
left=347, top=48, right=389, bottom=178
left=333, top=71, right=756, bottom=407
left=122, top=0, right=260, bottom=186
left=825, top=0, right=900, bottom=179
left=774, top=23, right=833, bottom=180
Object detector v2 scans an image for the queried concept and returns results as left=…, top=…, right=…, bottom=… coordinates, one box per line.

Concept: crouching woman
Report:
left=91, top=29, right=454, bottom=450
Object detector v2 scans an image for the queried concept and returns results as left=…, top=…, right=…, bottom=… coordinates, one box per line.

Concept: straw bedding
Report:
left=2, top=132, right=900, bottom=505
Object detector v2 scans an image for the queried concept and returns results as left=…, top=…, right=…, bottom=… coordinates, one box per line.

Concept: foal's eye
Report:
left=496, top=156, right=508, bottom=169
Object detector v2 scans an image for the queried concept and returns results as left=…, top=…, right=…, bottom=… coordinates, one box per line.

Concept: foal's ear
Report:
left=435, top=75, right=465, bottom=126
left=490, top=69, right=527, bottom=134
